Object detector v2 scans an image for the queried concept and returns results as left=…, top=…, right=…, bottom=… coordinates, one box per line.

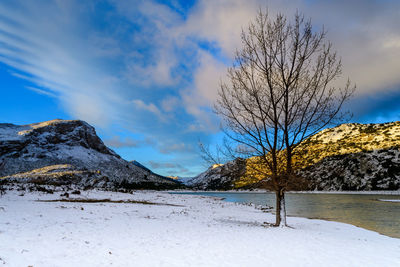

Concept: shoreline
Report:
left=171, top=190, right=400, bottom=239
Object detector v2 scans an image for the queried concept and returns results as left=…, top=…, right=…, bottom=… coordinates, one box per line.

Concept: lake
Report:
left=173, top=192, right=400, bottom=239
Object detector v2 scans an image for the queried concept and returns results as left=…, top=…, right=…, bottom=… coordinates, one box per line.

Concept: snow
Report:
left=378, top=199, right=400, bottom=202
left=53, top=145, right=113, bottom=163
left=1, top=190, right=399, bottom=267
left=0, top=124, right=27, bottom=141
left=0, top=120, right=73, bottom=141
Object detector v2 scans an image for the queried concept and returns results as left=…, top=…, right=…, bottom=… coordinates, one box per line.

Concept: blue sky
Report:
left=0, top=0, right=399, bottom=177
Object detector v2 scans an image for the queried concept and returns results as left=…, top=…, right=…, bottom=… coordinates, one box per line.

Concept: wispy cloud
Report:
left=104, top=136, right=140, bottom=148
left=148, top=161, right=182, bottom=169
left=148, top=160, right=192, bottom=176
left=0, top=1, right=122, bottom=126
left=25, top=86, right=57, bottom=98
left=159, top=142, right=193, bottom=154
left=132, top=99, right=165, bottom=121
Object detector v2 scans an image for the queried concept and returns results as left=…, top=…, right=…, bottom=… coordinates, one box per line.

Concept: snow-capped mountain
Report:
left=189, top=121, right=400, bottom=190
left=0, top=119, right=180, bottom=189
left=186, top=159, right=246, bottom=190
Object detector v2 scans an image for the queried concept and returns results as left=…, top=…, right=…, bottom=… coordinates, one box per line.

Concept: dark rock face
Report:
left=0, top=119, right=180, bottom=189
left=299, top=148, right=400, bottom=191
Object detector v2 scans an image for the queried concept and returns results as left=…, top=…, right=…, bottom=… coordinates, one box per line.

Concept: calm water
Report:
left=174, top=192, right=400, bottom=238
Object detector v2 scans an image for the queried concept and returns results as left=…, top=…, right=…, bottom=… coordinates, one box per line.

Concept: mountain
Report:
left=301, top=148, right=400, bottom=190
left=168, top=176, right=194, bottom=184
left=0, top=119, right=181, bottom=189
left=131, top=160, right=152, bottom=172
left=186, top=160, right=246, bottom=190
left=189, top=121, right=400, bottom=190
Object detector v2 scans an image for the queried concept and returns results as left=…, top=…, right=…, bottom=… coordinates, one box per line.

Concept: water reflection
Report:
left=174, top=192, right=400, bottom=238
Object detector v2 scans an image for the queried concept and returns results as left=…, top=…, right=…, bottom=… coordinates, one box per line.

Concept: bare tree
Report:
left=213, top=10, right=354, bottom=226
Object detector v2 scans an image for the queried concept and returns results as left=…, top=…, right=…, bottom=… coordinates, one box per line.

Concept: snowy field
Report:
left=0, top=190, right=399, bottom=267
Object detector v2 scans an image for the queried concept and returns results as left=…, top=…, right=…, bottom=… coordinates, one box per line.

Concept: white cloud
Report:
left=132, top=99, right=165, bottom=121
left=179, top=0, right=400, bottom=100
left=159, top=142, right=192, bottom=154
left=179, top=0, right=258, bottom=57
left=125, top=56, right=178, bottom=87
left=148, top=161, right=181, bottom=169
left=25, top=86, right=57, bottom=98
left=161, top=96, right=179, bottom=112
left=113, top=0, right=182, bottom=88
left=193, top=52, right=227, bottom=103
left=292, top=0, right=400, bottom=94
left=178, top=51, right=226, bottom=132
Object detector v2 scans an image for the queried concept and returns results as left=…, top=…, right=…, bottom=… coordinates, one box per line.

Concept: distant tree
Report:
left=209, top=10, right=354, bottom=226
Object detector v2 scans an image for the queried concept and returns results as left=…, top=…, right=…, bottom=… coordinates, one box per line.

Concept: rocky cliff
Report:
left=301, top=148, right=400, bottom=190
left=0, top=119, right=180, bottom=189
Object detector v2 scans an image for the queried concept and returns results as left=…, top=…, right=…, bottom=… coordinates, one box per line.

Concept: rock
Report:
left=299, top=148, right=400, bottom=190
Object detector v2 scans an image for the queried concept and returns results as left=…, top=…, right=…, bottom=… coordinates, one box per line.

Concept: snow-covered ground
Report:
left=0, top=190, right=399, bottom=267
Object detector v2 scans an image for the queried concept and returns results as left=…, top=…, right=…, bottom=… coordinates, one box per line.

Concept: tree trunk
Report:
left=275, top=189, right=287, bottom=227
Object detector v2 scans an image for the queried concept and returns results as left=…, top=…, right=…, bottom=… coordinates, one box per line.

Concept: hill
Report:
left=188, top=121, right=400, bottom=190
left=0, top=119, right=181, bottom=189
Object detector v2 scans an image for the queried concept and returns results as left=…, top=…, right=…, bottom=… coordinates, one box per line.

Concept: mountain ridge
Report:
left=188, top=121, right=400, bottom=190
left=0, top=119, right=181, bottom=189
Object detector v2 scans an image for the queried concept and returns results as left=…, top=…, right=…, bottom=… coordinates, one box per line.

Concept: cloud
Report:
left=124, top=52, right=178, bottom=87
left=159, top=142, right=193, bottom=154
left=181, top=0, right=400, bottom=97
left=132, top=99, right=164, bottom=121
left=148, top=160, right=192, bottom=176
left=161, top=96, right=179, bottom=112
left=179, top=0, right=263, bottom=57
left=291, top=0, right=400, bottom=95
left=25, top=86, right=57, bottom=98
left=104, top=136, right=140, bottom=148
left=148, top=161, right=182, bottom=169
left=180, top=0, right=400, bottom=131
left=344, top=87, right=400, bottom=123
left=0, top=1, right=122, bottom=127
left=179, top=51, right=226, bottom=132
left=113, top=0, right=182, bottom=88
